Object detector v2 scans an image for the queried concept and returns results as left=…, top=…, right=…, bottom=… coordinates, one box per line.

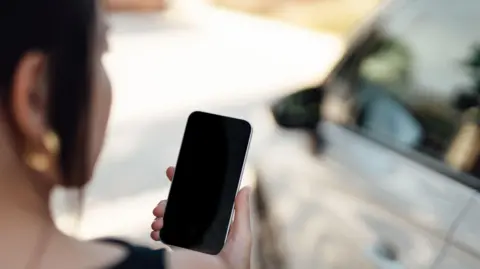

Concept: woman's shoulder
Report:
left=98, top=238, right=166, bottom=269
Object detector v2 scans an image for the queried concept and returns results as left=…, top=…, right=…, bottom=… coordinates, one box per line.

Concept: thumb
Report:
left=227, top=186, right=252, bottom=244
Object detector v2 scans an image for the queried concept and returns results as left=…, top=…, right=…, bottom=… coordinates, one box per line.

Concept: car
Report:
left=256, top=0, right=480, bottom=268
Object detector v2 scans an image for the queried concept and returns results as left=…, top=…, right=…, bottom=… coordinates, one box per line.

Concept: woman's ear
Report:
left=11, top=51, right=49, bottom=146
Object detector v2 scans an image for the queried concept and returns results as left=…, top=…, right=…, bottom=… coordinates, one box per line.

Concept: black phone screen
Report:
left=160, top=111, right=252, bottom=254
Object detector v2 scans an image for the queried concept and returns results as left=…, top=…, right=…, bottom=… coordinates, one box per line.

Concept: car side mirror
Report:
left=271, top=86, right=324, bottom=130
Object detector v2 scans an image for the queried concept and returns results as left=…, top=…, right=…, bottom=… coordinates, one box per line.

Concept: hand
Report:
left=217, top=186, right=252, bottom=269
left=151, top=166, right=252, bottom=269
left=150, top=166, right=174, bottom=241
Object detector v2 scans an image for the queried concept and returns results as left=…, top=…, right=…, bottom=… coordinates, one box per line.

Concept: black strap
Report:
left=98, top=238, right=166, bottom=269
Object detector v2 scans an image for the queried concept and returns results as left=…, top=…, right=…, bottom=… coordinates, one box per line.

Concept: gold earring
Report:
left=43, top=131, right=60, bottom=155
left=25, top=131, right=60, bottom=173
left=25, top=152, right=49, bottom=172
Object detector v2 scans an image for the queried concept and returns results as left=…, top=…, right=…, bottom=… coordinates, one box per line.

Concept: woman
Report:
left=0, top=0, right=251, bottom=268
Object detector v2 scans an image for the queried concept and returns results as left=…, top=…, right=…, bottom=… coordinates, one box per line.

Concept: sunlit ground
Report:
left=212, top=0, right=382, bottom=37
left=52, top=1, right=343, bottom=246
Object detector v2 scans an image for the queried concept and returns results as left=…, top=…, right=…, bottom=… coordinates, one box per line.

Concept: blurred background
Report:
left=52, top=0, right=352, bottom=242
left=51, top=0, right=480, bottom=268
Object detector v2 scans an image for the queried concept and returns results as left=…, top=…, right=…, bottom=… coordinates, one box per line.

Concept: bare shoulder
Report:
left=43, top=236, right=129, bottom=269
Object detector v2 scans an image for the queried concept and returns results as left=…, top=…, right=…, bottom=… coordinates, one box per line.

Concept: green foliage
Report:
left=453, top=44, right=480, bottom=112
left=360, top=36, right=413, bottom=96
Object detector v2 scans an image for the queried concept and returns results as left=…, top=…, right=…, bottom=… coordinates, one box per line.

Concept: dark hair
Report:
left=0, top=0, right=96, bottom=186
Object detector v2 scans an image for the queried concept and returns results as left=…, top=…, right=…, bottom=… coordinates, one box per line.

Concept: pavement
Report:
left=51, top=1, right=343, bottom=246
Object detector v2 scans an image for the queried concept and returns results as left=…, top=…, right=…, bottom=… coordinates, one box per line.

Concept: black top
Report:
left=100, top=238, right=166, bottom=269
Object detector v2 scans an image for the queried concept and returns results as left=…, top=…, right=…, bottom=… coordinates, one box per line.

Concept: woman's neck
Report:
left=0, top=159, right=54, bottom=228
left=0, top=170, right=63, bottom=269
left=0, top=123, right=54, bottom=226
left=0, top=121, right=62, bottom=268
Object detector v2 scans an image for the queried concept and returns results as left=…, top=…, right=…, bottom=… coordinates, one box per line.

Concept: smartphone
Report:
left=160, top=111, right=252, bottom=255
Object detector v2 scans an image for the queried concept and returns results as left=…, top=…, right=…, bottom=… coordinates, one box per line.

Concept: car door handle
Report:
left=365, top=242, right=405, bottom=269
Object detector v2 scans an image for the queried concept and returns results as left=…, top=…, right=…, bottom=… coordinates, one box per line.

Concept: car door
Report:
left=429, top=5, right=480, bottom=266
left=262, top=90, right=458, bottom=268
left=318, top=0, right=480, bottom=267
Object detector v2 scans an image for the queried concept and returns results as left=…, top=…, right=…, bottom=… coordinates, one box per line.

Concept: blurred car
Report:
left=257, top=0, right=480, bottom=268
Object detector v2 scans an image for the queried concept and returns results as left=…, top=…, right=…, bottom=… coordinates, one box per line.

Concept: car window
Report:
left=333, top=0, right=480, bottom=177
left=359, top=87, right=423, bottom=149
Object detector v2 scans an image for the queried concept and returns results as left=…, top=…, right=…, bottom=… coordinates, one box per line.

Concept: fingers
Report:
left=151, top=217, right=164, bottom=230
left=152, top=200, right=167, bottom=241
left=153, top=200, right=167, bottom=217
left=151, top=166, right=173, bottom=242
left=166, top=166, right=175, bottom=182
left=150, top=230, right=160, bottom=241
left=151, top=215, right=164, bottom=241
left=226, top=186, right=252, bottom=245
